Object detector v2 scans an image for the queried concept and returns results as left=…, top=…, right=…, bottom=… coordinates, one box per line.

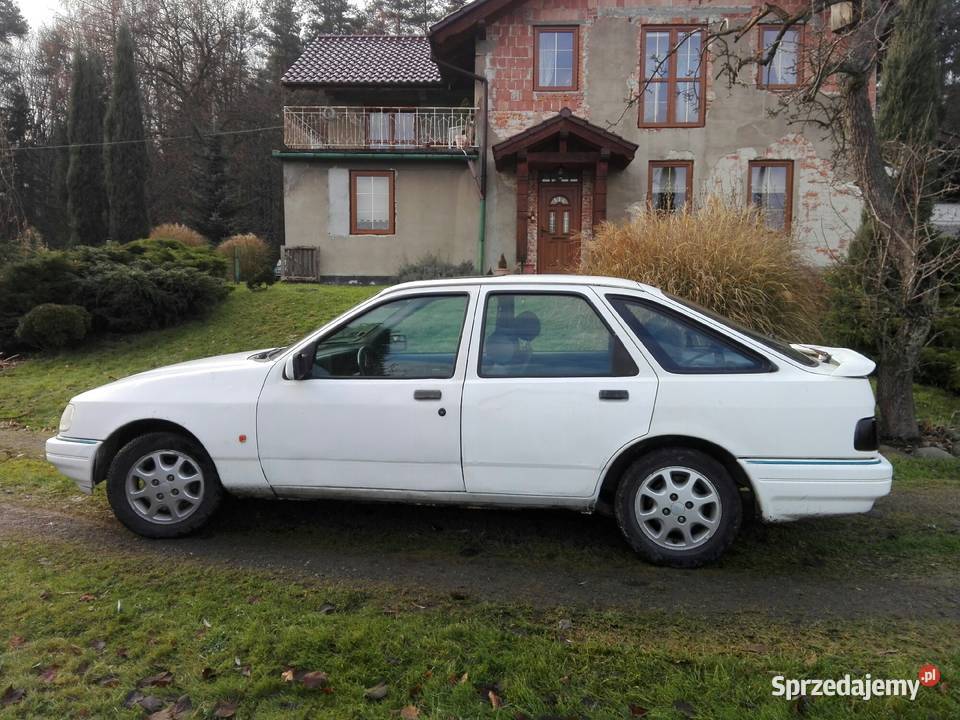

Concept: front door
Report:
left=256, top=290, right=475, bottom=492
left=537, top=184, right=581, bottom=273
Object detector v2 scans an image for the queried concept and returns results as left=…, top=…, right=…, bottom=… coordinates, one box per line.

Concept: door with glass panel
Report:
left=537, top=184, right=581, bottom=273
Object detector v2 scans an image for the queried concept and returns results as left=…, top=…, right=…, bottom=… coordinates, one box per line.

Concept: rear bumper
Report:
left=45, top=436, right=102, bottom=494
left=739, top=456, right=893, bottom=522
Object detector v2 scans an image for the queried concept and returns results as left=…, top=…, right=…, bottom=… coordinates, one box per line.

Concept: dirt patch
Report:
left=0, top=499, right=957, bottom=620
left=0, top=426, right=47, bottom=459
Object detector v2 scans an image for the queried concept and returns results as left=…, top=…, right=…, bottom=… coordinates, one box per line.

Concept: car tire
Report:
left=106, top=432, right=223, bottom=539
left=615, top=447, right=741, bottom=568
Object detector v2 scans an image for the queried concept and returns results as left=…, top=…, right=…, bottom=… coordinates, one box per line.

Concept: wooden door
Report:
left=537, top=184, right=581, bottom=273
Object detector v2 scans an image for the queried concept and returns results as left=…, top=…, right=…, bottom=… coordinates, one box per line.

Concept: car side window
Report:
left=479, top=292, right=638, bottom=377
left=311, top=294, right=468, bottom=379
left=608, top=296, right=773, bottom=374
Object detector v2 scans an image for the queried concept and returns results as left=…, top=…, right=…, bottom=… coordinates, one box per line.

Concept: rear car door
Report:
left=257, top=289, right=475, bottom=491
left=460, top=285, right=658, bottom=497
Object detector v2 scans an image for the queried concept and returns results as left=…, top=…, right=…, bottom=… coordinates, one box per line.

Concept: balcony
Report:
left=283, top=106, right=479, bottom=152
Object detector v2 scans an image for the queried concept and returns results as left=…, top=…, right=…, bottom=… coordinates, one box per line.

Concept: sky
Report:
left=19, top=0, right=61, bottom=32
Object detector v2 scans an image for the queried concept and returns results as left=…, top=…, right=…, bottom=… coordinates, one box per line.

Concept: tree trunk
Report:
left=876, top=346, right=920, bottom=442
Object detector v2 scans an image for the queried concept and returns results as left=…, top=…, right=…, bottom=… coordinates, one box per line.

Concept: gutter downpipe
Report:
left=434, top=56, right=488, bottom=273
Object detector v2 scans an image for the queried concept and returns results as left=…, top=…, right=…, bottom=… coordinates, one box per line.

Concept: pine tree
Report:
left=261, top=0, right=303, bottom=82
left=104, top=23, right=150, bottom=244
left=191, top=131, right=234, bottom=244
left=304, top=0, right=363, bottom=36
left=66, top=50, right=108, bottom=246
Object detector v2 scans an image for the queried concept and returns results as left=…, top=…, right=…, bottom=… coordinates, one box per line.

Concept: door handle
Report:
left=599, top=389, right=629, bottom=401
left=414, top=389, right=442, bottom=401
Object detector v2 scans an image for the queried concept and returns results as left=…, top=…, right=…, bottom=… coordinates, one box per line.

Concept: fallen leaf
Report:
left=281, top=668, right=296, bottom=683
left=146, top=694, right=192, bottom=720
left=364, top=681, right=388, bottom=701
left=201, top=667, right=217, bottom=681
left=1, top=686, right=26, bottom=706
left=139, top=696, right=165, bottom=714
left=79, top=593, right=96, bottom=602
left=39, top=590, right=51, bottom=600
left=301, top=670, right=329, bottom=689
left=744, top=643, right=769, bottom=654
left=116, top=647, right=129, bottom=659
left=400, top=705, right=420, bottom=719
left=90, top=639, right=106, bottom=653
left=239, top=665, right=252, bottom=678
left=488, top=690, right=502, bottom=709
left=458, top=672, right=469, bottom=685
left=8, top=635, right=25, bottom=649
left=318, top=603, right=336, bottom=614
left=138, top=670, right=174, bottom=688
left=122, top=690, right=144, bottom=709
left=557, top=618, right=573, bottom=632
left=628, top=703, right=649, bottom=717
left=213, top=699, right=238, bottom=718
left=673, top=699, right=696, bottom=718
left=408, top=683, right=422, bottom=699
left=95, top=674, right=120, bottom=688
left=202, top=618, right=212, bottom=629
left=247, top=595, right=261, bottom=605
left=38, top=666, right=59, bottom=683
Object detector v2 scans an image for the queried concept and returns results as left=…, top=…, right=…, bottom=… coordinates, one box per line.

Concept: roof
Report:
left=431, top=0, right=513, bottom=48
left=932, top=203, right=960, bottom=237
left=282, top=35, right=442, bottom=86
left=381, top=274, right=656, bottom=294
left=492, top=108, right=638, bottom=170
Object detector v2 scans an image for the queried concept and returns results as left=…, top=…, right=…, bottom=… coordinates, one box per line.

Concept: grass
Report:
left=0, top=284, right=379, bottom=430
left=0, top=536, right=957, bottom=719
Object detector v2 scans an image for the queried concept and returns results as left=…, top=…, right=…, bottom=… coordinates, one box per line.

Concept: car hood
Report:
left=73, top=349, right=278, bottom=401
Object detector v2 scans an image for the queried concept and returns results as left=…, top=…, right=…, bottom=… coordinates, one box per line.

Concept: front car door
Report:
left=460, top=284, right=658, bottom=498
left=257, top=289, right=476, bottom=492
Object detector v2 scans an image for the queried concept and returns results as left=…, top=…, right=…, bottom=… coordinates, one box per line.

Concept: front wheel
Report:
left=106, top=432, right=223, bottom=538
left=615, top=448, right=741, bottom=568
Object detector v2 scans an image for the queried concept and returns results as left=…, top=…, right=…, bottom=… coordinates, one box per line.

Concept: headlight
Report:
left=58, top=404, right=75, bottom=434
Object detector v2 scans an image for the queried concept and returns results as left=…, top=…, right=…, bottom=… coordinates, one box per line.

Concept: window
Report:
left=479, top=293, right=637, bottom=377
left=535, top=27, right=579, bottom=91
left=368, top=111, right=416, bottom=147
left=608, top=296, right=774, bottom=374
left=640, top=26, right=705, bottom=127
left=758, top=26, right=801, bottom=88
left=310, top=294, right=468, bottom=379
left=648, top=161, right=693, bottom=212
left=748, top=160, right=793, bottom=230
left=350, top=170, right=395, bottom=235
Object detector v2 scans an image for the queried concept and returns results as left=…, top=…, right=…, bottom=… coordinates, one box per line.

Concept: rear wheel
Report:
left=106, top=432, right=223, bottom=538
left=615, top=447, right=741, bottom=568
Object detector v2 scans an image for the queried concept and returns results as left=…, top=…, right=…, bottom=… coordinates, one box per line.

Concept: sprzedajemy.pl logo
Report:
left=772, top=665, right=941, bottom=702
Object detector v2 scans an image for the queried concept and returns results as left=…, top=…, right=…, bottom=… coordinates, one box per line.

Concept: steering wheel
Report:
left=357, top=346, right=375, bottom=376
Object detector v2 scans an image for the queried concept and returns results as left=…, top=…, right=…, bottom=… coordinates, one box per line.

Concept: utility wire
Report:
left=8, top=124, right=284, bottom=152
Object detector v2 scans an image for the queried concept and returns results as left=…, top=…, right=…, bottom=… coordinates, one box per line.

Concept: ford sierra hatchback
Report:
left=46, top=276, right=892, bottom=567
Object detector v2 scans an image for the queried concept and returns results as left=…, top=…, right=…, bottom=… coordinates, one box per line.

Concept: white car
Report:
left=46, top=275, right=892, bottom=567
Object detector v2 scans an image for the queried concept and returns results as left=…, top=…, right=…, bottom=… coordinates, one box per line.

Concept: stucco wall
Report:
left=282, top=160, right=480, bottom=278
left=474, top=0, right=864, bottom=269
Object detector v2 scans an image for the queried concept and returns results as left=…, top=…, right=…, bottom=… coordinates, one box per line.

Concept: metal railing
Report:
left=283, top=106, right=479, bottom=151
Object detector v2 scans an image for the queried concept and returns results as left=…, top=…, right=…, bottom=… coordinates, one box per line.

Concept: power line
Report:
left=9, top=124, right=284, bottom=152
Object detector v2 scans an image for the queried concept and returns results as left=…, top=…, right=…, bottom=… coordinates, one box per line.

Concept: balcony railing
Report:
left=283, top=106, right=479, bottom=151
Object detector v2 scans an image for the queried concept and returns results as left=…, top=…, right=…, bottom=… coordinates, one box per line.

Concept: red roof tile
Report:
left=282, top=35, right=442, bottom=86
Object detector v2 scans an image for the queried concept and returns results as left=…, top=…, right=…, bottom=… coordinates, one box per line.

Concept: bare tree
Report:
left=622, top=0, right=957, bottom=440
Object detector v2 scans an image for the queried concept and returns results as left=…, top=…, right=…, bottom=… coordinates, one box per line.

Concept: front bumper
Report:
left=740, top=456, right=893, bottom=522
left=45, top=436, right=102, bottom=494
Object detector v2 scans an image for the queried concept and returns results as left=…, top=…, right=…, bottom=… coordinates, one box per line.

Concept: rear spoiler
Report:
left=790, top=344, right=876, bottom=377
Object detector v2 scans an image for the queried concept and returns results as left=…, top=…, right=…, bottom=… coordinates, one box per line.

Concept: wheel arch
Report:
left=93, top=419, right=208, bottom=488
left=595, top=435, right=755, bottom=515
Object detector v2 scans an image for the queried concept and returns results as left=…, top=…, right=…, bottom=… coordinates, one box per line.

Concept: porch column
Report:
left=516, top=151, right=529, bottom=267
left=593, top=149, right=609, bottom=228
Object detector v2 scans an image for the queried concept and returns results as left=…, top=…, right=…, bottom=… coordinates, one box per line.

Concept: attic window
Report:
left=535, top=27, right=579, bottom=91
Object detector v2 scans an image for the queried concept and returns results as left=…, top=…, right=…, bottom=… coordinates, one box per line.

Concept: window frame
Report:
left=747, top=160, right=794, bottom=231
left=638, top=25, right=707, bottom=128
left=305, top=291, right=471, bottom=381
left=757, top=24, right=803, bottom=90
left=349, top=169, right=395, bottom=236
left=647, top=160, right=694, bottom=212
left=533, top=25, right=580, bottom=92
left=477, top=290, right=639, bottom=379
left=606, top=294, right=777, bottom=375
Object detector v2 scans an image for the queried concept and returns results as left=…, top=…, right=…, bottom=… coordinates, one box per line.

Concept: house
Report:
left=275, top=0, right=866, bottom=281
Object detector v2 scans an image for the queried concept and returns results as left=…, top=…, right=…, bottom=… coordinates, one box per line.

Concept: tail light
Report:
left=854, top=417, right=879, bottom=451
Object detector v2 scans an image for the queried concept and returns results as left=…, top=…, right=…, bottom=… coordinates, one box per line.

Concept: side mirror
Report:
left=285, top=346, right=313, bottom=380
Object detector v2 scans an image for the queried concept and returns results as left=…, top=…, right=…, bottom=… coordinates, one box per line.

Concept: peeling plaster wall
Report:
left=476, top=0, right=864, bottom=270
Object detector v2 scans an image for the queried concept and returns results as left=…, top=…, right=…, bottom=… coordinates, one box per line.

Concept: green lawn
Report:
left=0, top=284, right=379, bottom=430
left=0, top=536, right=956, bottom=719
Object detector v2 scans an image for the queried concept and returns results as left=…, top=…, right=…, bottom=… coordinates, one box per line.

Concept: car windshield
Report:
left=664, top=293, right=819, bottom=367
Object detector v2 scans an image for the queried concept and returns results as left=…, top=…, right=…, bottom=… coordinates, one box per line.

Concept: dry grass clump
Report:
left=149, top=223, right=209, bottom=247
left=216, top=233, right=271, bottom=281
left=582, top=200, right=824, bottom=339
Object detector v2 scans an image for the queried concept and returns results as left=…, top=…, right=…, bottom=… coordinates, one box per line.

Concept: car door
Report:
left=256, top=289, right=476, bottom=492
left=460, top=285, right=658, bottom=498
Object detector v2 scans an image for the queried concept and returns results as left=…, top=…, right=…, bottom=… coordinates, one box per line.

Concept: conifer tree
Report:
left=66, top=50, right=108, bottom=246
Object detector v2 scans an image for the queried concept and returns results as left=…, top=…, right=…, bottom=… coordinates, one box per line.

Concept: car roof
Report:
left=381, top=274, right=659, bottom=295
